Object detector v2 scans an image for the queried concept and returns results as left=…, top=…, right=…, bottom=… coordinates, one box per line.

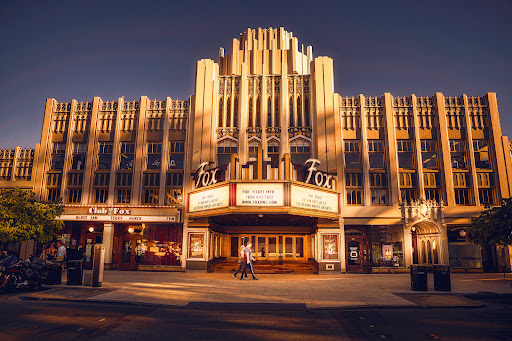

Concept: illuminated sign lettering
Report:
left=304, top=159, right=333, bottom=188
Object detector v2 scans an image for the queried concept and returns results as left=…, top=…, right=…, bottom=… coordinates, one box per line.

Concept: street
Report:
left=1, top=290, right=511, bottom=340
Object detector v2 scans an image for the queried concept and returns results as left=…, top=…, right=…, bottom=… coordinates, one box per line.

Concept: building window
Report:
left=218, top=97, right=223, bottom=127
left=256, top=97, right=261, bottom=127
left=167, top=172, right=183, bottom=187
left=473, top=140, right=490, bottom=169
left=290, top=139, right=311, bottom=165
left=370, top=172, right=387, bottom=187
left=322, top=234, right=338, bottom=260
left=400, top=189, right=416, bottom=203
left=425, top=189, right=441, bottom=203
left=289, top=96, right=294, bottom=127
left=217, top=139, right=237, bottom=166
left=169, top=141, right=185, bottom=170
left=68, top=173, right=83, bottom=187
left=47, top=188, right=61, bottom=202
left=94, top=173, right=109, bottom=204
left=115, top=172, right=132, bottom=204
left=371, top=189, right=386, bottom=205
left=397, top=140, right=414, bottom=169
left=116, top=189, right=131, bottom=204
left=267, top=97, right=272, bottom=127
left=450, top=140, right=467, bottom=169
left=478, top=189, right=495, bottom=206
left=51, top=143, right=66, bottom=170
left=146, top=143, right=162, bottom=170
left=166, top=188, right=183, bottom=205
left=346, top=172, right=362, bottom=205
left=423, top=172, right=439, bottom=188
left=95, top=189, right=108, bottom=204
left=370, top=226, right=404, bottom=268
left=267, top=139, right=280, bottom=167
left=368, top=140, right=384, bottom=169
left=455, top=189, right=470, bottom=205
left=453, top=172, right=468, bottom=188
left=344, top=140, right=361, bottom=169
left=248, top=140, right=260, bottom=158
left=143, top=173, right=160, bottom=204
left=68, top=189, right=82, bottom=203
left=71, top=143, right=87, bottom=170
left=97, top=142, right=113, bottom=170
left=46, top=173, right=62, bottom=188
left=421, top=140, right=438, bottom=170
left=119, top=142, right=135, bottom=170
left=346, top=189, right=362, bottom=205
left=476, top=172, right=493, bottom=187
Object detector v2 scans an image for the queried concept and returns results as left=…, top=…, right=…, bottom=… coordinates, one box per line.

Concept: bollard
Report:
left=92, top=243, right=105, bottom=287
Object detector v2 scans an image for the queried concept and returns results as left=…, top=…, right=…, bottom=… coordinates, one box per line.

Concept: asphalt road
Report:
left=1, top=290, right=511, bottom=341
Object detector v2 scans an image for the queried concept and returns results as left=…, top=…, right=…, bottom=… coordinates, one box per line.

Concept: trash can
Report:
left=67, top=260, right=84, bottom=285
left=410, top=265, right=428, bottom=291
left=433, top=264, right=451, bottom=291
left=45, top=264, right=62, bottom=285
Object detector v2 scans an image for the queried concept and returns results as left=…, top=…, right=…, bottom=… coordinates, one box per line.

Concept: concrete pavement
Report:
left=24, top=271, right=512, bottom=309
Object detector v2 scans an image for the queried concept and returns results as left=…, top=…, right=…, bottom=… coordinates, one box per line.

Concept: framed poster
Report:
left=188, top=233, right=205, bottom=259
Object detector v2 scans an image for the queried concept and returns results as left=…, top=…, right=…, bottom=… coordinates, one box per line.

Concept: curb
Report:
left=18, top=295, right=487, bottom=310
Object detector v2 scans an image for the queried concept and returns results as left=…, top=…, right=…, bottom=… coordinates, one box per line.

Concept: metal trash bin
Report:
left=45, top=264, right=62, bottom=285
left=433, top=264, right=451, bottom=291
left=410, top=265, right=428, bottom=291
left=66, top=260, right=84, bottom=285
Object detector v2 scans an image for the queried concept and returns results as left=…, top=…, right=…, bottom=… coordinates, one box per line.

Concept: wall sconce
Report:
left=258, top=214, right=263, bottom=218
left=88, top=227, right=94, bottom=233
left=410, top=226, right=416, bottom=233
left=128, top=227, right=134, bottom=234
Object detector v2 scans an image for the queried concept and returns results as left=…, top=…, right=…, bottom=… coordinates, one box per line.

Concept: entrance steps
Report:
left=208, top=258, right=318, bottom=274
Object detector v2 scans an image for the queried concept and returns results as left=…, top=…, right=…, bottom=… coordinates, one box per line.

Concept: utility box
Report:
left=433, top=264, right=451, bottom=291
left=92, top=244, right=105, bottom=287
left=410, top=265, right=428, bottom=291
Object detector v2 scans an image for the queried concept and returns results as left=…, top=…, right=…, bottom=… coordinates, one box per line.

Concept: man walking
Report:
left=240, top=242, right=258, bottom=280
left=233, top=244, right=247, bottom=279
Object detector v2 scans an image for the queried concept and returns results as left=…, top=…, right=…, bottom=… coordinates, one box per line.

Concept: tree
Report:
left=0, top=187, right=64, bottom=244
left=466, top=198, right=512, bottom=247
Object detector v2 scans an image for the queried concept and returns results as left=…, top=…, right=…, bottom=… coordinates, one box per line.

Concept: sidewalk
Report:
left=24, top=271, right=512, bottom=309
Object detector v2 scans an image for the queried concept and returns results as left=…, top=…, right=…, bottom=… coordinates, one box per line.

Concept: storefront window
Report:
left=188, top=233, right=205, bottom=259
left=140, top=225, right=183, bottom=266
left=322, top=234, right=338, bottom=260
left=370, top=226, right=404, bottom=267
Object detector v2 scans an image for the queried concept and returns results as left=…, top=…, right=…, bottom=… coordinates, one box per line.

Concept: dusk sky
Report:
left=1, top=0, right=511, bottom=148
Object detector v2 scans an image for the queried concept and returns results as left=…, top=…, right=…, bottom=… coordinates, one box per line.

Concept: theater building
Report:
left=1, top=27, right=512, bottom=273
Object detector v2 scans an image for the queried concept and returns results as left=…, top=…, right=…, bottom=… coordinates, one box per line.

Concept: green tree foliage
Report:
left=467, top=198, right=512, bottom=247
left=0, top=188, right=64, bottom=244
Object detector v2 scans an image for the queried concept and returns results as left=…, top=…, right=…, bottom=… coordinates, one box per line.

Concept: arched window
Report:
left=290, top=138, right=311, bottom=165
left=275, top=97, right=280, bottom=126
left=421, top=240, right=426, bottom=263
left=248, top=97, right=253, bottom=128
left=432, top=240, right=439, bottom=264
left=248, top=139, right=260, bottom=158
left=218, top=97, right=223, bottom=127
left=297, top=96, right=302, bottom=126
left=233, top=97, right=239, bottom=128
left=305, top=96, right=310, bottom=127
left=226, top=97, right=231, bottom=127
left=267, top=97, right=272, bottom=127
left=217, top=139, right=237, bottom=166
left=289, top=96, right=294, bottom=127
left=256, top=97, right=261, bottom=127
left=427, top=240, right=432, bottom=264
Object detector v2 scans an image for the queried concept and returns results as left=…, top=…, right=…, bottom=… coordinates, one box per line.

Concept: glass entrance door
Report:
left=233, top=235, right=307, bottom=260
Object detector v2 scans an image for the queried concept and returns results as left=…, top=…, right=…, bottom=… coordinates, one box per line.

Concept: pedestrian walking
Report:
left=232, top=244, right=247, bottom=279
left=240, top=242, right=258, bottom=280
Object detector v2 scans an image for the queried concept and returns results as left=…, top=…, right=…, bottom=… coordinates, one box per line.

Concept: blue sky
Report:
left=1, top=0, right=511, bottom=147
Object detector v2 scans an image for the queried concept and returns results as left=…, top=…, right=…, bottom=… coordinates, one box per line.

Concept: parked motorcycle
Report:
left=0, top=255, right=45, bottom=291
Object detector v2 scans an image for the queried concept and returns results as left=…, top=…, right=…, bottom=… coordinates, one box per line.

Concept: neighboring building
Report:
left=1, top=27, right=512, bottom=273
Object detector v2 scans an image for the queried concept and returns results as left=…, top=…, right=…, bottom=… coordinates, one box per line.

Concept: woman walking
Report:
left=232, top=244, right=247, bottom=279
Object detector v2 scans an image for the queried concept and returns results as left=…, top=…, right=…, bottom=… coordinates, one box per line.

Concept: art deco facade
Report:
left=1, top=27, right=511, bottom=273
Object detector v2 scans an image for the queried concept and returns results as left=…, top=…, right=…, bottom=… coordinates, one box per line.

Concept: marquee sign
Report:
left=188, top=185, right=230, bottom=212
left=236, top=183, right=284, bottom=206
left=290, top=185, right=338, bottom=213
